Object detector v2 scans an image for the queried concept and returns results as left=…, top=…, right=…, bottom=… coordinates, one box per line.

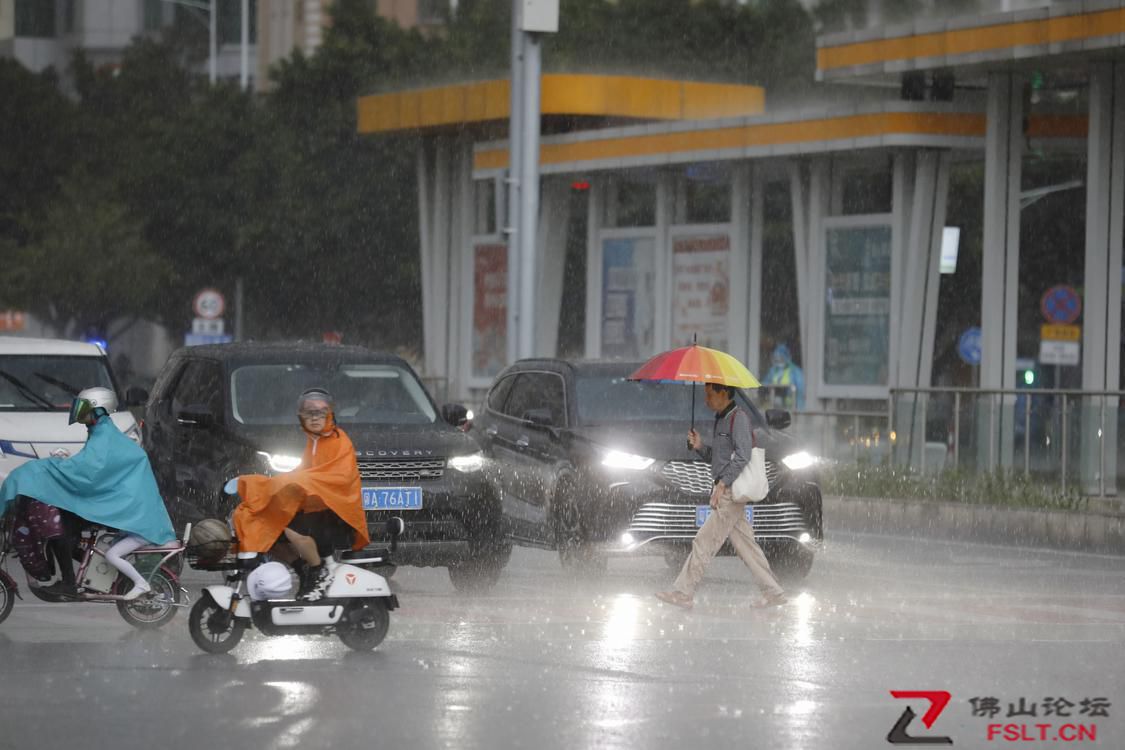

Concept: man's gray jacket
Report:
left=695, top=403, right=753, bottom=487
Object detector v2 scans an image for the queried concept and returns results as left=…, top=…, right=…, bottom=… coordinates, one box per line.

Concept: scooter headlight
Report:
left=256, top=451, right=302, bottom=473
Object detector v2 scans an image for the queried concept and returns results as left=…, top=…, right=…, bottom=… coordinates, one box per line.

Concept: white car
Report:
left=0, top=336, right=142, bottom=482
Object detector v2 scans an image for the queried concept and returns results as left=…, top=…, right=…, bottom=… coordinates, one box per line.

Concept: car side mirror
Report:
left=125, top=386, right=149, bottom=408
left=177, top=405, right=215, bottom=428
left=523, top=408, right=554, bottom=428
left=766, top=409, right=791, bottom=430
left=441, top=403, right=469, bottom=428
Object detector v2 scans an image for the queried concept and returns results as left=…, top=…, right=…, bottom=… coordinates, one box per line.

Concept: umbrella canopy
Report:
left=628, top=344, right=761, bottom=389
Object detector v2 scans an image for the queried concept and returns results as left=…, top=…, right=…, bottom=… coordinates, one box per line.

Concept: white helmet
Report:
left=68, top=386, right=118, bottom=425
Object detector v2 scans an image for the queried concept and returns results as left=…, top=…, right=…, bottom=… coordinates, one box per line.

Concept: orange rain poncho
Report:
left=232, top=425, right=370, bottom=553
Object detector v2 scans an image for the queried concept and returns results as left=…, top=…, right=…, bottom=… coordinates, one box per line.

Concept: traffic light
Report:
left=1021, top=368, right=1036, bottom=386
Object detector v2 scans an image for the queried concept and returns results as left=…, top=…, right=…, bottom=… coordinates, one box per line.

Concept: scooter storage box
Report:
left=81, top=535, right=119, bottom=593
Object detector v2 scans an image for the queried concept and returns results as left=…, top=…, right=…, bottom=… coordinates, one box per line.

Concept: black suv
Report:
left=143, top=343, right=509, bottom=590
left=471, top=359, right=823, bottom=580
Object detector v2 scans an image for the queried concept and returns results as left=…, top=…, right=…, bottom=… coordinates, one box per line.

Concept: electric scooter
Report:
left=186, top=518, right=403, bottom=653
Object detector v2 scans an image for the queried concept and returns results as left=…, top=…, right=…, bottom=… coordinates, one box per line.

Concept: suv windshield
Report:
left=576, top=375, right=761, bottom=427
left=230, top=362, right=437, bottom=426
left=0, top=355, right=114, bottom=411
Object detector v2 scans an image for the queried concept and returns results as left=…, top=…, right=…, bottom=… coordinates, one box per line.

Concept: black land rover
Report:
left=143, top=343, right=509, bottom=591
left=471, top=359, right=823, bottom=581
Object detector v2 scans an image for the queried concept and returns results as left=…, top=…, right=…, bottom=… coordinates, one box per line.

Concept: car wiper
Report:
left=32, top=371, right=80, bottom=396
left=0, top=369, right=56, bottom=410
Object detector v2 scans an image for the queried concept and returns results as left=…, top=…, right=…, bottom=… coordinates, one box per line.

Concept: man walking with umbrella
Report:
left=654, top=379, right=787, bottom=610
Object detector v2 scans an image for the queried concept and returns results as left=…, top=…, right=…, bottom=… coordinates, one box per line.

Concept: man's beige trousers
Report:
left=672, top=490, right=784, bottom=597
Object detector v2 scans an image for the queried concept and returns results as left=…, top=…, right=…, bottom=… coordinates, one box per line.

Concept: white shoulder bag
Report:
left=730, top=412, right=769, bottom=503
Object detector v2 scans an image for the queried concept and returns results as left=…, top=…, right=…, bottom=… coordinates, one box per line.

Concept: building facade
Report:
left=360, top=0, right=1125, bottom=495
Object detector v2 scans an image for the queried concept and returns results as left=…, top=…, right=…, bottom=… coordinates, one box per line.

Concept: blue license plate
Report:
left=363, top=487, right=423, bottom=510
left=695, top=505, right=753, bottom=527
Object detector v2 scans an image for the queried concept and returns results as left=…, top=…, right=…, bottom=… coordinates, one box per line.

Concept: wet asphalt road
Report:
left=0, top=531, right=1122, bottom=750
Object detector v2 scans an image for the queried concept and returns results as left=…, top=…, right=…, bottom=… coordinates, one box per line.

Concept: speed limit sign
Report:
left=193, top=289, right=225, bottom=320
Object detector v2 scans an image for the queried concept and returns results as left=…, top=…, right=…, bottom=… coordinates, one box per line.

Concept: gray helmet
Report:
left=296, top=388, right=334, bottom=414
left=68, top=386, right=118, bottom=425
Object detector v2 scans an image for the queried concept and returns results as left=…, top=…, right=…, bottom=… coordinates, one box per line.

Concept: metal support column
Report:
left=535, top=178, right=570, bottom=357
left=980, top=72, right=1024, bottom=470
left=747, top=165, right=765, bottom=376
left=240, top=0, right=249, bottom=90
left=729, top=163, right=753, bottom=366
left=1081, top=61, right=1124, bottom=496
left=504, top=2, right=524, bottom=365
left=517, top=32, right=543, bottom=359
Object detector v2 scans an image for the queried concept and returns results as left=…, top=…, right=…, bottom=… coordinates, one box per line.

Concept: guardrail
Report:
left=889, top=387, right=1122, bottom=497
left=751, top=386, right=1122, bottom=498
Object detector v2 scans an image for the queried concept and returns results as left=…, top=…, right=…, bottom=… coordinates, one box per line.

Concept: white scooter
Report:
left=186, top=518, right=403, bottom=653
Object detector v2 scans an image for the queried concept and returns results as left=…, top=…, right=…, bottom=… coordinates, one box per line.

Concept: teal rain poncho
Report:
left=0, top=414, right=175, bottom=544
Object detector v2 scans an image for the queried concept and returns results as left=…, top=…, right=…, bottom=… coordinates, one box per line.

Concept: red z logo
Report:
left=888, top=691, right=954, bottom=745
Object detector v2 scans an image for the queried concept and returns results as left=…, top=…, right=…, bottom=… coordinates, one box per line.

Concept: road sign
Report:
left=0, top=311, right=26, bottom=332
left=1040, top=323, right=1080, bottom=342
left=193, top=288, right=225, bottom=320
left=1040, top=285, right=1081, bottom=324
left=192, top=318, right=225, bottom=335
left=1039, top=339, right=1080, bottom=366
left=185, top=333, right=233, bottom=347
left=957, top=327, right=982, bottom=366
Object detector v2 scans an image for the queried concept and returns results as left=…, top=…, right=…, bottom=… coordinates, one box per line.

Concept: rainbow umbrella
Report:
left=628, top=340, right=761, bottom=433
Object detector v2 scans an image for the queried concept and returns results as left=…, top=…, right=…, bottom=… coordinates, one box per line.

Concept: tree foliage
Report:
left=0, top=0, right=824, bottom=350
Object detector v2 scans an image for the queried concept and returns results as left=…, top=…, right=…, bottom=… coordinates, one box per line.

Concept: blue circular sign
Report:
left=958, top=327, right=982, bottom=366
left=1040, top=285, right=1081, bottom=324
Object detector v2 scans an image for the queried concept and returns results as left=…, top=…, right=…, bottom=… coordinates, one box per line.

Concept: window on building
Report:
left=474, top=180, right=497, bottom=235
left=15, top=0, right=56, bottom=37
left=62, top=0, right=76, bottom=33
left=144, top=0, right=165, bottom=31
left=604, top=172, right=657, bottom=228
left=675, top=163, right=732, bottom=225
left=218, top=0, right=257, bottom=45
left=839, top=157, right=893, bottom=215
left=419, top=0, right=448, bottom=25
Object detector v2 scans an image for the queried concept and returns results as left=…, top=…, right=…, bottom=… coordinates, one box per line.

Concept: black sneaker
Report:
left=294, top=564, right=313, bottom=598
left=301, top=565, right=330, bottom=601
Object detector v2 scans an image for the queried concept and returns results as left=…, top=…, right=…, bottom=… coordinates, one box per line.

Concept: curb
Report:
left=824, top=495, right=1125, bottom=556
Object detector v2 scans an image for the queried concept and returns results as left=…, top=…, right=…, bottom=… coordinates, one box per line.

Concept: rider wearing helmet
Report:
left=0, top=387, right=175, bottom=598
left=232, top=388, right=369, bottom=599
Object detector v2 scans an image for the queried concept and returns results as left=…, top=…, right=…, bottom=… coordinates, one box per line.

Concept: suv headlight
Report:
left=781, top=451, right=816, bottom=471
left=602, top=450, right=655, bottom=471
left=448, top=452, right=484, bottom=473
left=256, top=451, right=302, bottom=473
left=124, top=423, right=143, bottom=445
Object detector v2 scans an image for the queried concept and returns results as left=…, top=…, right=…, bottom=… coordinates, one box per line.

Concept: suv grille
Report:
left=357, top=458, right=444, bottom=482
left=626, top=501, right=807, bottom=538
left=661, top=460, right=779, bottom=495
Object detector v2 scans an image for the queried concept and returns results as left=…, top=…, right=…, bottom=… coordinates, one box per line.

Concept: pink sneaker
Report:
left=751, top=591, right=787, bottom=609
left=655, top=590, right=694, bottom=610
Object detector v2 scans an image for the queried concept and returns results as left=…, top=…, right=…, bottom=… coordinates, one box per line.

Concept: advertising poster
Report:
left=601, top=237, right=656, bottom=359
left=671, top=234, right=730, bottom=349
left=472, top=244, right=508, bottom=378
left=822, top=224, right=893, bottom=387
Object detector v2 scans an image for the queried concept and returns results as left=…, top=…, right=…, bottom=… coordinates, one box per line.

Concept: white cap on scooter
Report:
left=247, top=562, right=293, bottom=601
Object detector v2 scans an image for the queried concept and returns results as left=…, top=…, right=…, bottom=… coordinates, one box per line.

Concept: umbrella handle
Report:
left=688, top=383, right=696, bottom=450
